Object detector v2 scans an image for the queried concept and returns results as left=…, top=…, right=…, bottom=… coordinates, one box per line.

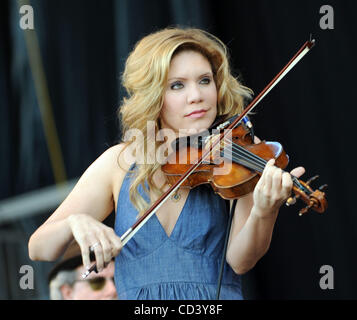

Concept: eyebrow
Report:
left=168, top=72, right=213, bottom=81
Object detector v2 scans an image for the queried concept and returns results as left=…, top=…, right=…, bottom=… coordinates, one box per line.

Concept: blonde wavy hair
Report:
left=118, top=27, right=253, bottom=217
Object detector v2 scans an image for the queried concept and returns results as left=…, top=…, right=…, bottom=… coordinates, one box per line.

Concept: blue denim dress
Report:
left=114, top=164, right=243, bottom=300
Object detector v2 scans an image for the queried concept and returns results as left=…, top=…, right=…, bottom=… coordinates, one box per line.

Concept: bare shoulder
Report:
left=106, top=143, right=136, bottom=208
left=44, top=143, right=134, bottom=225
left=76, top=143, right=127, bottom=190
left=96, top=143, right=133, bottom=173
left=90, top=142, right=135, bottom=178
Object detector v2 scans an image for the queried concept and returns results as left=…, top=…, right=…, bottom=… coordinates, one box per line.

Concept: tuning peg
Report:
left=299, top=201, right=314, bottom=216
left=306, top=175, right=319, bottom=186
left=286, top=195, right=297, bottom=206
left=319, top=184, right=328, bottom=191
left=286, top=190, right=302, bottom=207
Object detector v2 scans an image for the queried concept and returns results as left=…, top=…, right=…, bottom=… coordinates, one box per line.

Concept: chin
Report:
left=181, top=123, right=209, bottom=134
left=191, top=117, right=215, bottom=131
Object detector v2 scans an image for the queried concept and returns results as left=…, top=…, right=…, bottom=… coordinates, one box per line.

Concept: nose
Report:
left=187, top=83, right=203, bottom=104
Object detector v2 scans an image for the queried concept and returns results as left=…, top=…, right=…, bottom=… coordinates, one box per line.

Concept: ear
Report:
left=60, top=284, right=74, bottom=300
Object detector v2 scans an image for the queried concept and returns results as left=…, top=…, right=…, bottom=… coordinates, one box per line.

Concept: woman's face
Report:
left=160, top=50, right=217, bottom=136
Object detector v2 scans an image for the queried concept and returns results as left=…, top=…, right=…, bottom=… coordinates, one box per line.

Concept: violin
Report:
left=162, top=114, right=328, bottom=216
left=82, top=38, right=327, bottom=279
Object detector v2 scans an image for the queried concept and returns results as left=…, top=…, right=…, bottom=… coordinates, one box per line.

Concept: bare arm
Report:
left=226, top=138, right=305, bottom=274
left=28, top=144, right=127, bottom=270
left=226, top=189, right=279, bottom=275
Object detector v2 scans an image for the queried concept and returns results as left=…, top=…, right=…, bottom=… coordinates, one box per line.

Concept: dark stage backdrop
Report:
left=0, top=0, right=356, bottom=299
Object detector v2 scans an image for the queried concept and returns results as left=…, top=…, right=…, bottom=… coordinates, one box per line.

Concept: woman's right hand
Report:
left=67, top=214, right=123, bottom=272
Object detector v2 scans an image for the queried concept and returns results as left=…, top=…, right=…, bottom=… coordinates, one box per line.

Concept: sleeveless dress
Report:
left=114, top=163, right=243, bottom=300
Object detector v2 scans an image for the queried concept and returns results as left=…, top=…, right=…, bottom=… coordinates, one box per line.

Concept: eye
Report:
left=200, top=77, right=211, bottom=85
left=170, top=81, right=183, bottom=90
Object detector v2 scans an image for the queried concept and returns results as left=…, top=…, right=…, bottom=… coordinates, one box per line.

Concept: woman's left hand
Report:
left=252, top=159, right=305, bottom=218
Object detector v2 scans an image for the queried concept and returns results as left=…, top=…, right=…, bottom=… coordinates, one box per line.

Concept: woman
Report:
left=28, top=27, right=304, bottom=299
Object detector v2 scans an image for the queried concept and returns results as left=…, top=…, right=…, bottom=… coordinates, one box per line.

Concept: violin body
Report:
left=162, top=118, right=327, bottom=215
left=162, top=123, right=289, bottom=200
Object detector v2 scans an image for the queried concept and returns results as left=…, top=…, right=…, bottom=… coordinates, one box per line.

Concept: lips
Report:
left=185, top=109, right=207, bottom=117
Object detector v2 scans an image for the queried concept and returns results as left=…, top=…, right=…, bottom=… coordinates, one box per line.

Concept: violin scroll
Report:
left=286, top=175, right=328, bottom=216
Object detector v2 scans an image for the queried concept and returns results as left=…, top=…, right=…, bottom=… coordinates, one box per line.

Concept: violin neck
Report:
left=222, top=141, right=310, bottom=195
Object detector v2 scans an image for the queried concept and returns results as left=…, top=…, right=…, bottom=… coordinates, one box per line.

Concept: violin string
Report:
left=205, top=136, right=267, bottom=169
left=219, top=139, right=306, bottom=192
left=220, top=145, right=265, bottom=172
left=208, top=136, right=307, bottom=192
left=229, top=142, right=308, bottom=192
left=221, top=140, right=266, bottom=171
left=209, top=138, right=266, bottom=170
left=229, top=142, right=267, bottom=169
left=221, top=148, right=263, bottom=172
left=224, top=139, right=267, bottom=167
